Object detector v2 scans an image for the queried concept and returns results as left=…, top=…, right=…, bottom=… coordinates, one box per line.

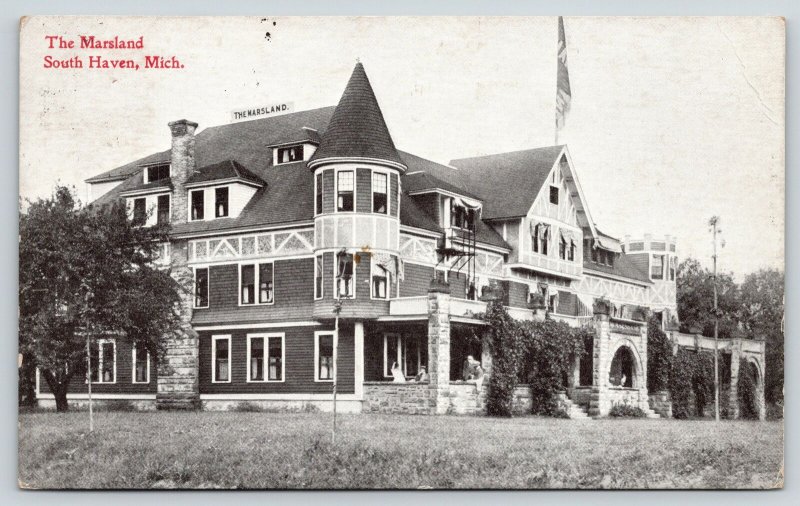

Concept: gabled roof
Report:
left=399, top=151, right=481, bottom=201
left=308, top=63, right=405, bottom=170
left=186, top=160, right=265, bottom=187
left=86, top=151, right=171, bottom=183
left=449, top=146, right=565, bottom=220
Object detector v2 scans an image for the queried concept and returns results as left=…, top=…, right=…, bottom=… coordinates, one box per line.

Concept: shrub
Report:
left=669, top=348, right=714, bottom=418
left=608, top=402, right=646, bottom=418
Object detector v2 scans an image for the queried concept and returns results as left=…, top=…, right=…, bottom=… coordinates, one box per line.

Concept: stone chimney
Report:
left=168, top=119, right=198, bottom=225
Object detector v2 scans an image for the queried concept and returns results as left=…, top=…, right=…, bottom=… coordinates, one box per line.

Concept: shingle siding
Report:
left=508, top=280, right=529, bottom=308
left=322, top=169, right=335, bottom=214
left=399, top=263, right=434, bottom=297
left=390, top=173, right=399, bottom=217
left=356, top=168, right=372, bottom=213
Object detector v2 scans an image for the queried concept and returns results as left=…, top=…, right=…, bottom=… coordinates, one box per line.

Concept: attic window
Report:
left=145, top=164, right=170, bottom=184
left=549, top=185, right=559, bottom=205
left=277, top=145, right=303, bottom=164
left=215, top=187, right=229, bottom=218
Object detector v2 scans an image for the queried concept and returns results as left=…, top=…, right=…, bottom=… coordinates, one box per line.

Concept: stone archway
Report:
left=740, top=357, right=765, bottom=420
left=608, top=345, right=638, bottom=388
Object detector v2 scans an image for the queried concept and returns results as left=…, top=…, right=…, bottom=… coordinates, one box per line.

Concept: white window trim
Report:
left=332, top=252, right=356, bottom=300
left=94, top=339, right=116, bottom=384
left=211, top=335, right=232, bottom=384
left=370, top=257, right=390, bottom=301
left=246, top=333, right=286, bottom=383
left=383, top=333, right=402, bottom=378
left=193, top=266, right=210, bottom=309
left=238, top=262, right=276, bottom=306
left=143, top=163, right=171, bottom=185
left=314, top=330, right=336, bottom=383
left=189, top=188, right=205, bottom=222
left=155, top=193, right=171, bottom=225
left=370, top=169, right=389, bottom=215
left=274, top=145, right=304, bottom=166
left=314, top=254, right=324, bottom=300
left=335, top=169, right=356, bottom=213
left=131, top=344, right=151, bottom=384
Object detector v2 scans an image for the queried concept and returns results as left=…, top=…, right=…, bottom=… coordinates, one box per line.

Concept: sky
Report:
left=19, top=16, right=784, bottom=278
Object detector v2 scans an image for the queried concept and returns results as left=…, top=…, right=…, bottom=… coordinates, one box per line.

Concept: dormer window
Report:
left=450, top=202, right=475, bottom=231
left=190, top=190, right=204, bottom=221
left=215, top=187, right=229, bottom=218
left=277, top=145, right=303, bottom=164
left=145, top=163, right=170, bottom=184
left=372, top=172, right=388, bottom=214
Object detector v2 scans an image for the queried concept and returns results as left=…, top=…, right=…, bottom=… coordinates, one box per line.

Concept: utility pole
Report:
left=709, top=216, right=721, bottom=422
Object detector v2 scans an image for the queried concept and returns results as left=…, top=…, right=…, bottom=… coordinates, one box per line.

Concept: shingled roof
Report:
left=308, top=63, right=405, bottom=169
left=449, top=146, right=565, bottom=220
left=186, top=160, right=265, bottom=187
left=399, top=151, right=481, bottom=201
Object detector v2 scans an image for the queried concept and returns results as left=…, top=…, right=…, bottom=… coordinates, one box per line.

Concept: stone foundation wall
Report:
left=444, top=381, right=486, bottom=415
left=511, top=385, right=532, bottom=415
left=605, top=387, right=650, bottom=412
left=201, top=399, right=362, bottom=413
left=648, top=390, right=673, bottom=418
left=362, top=382, right=433, bottom=415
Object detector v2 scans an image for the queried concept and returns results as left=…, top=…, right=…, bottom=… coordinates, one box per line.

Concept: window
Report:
left=549, top=185, right=559, bottom=205
left=383, top=334, right=422, bottom=379
left=215, top=187, right=229, bottom=218
left=591, top=246, right=599, bottom=263
left=132, top=345, right=149, bottom=383
left=247, top=334, right=284, bottom=382
left=372, top=265, right=388, bottom=299
left=335, top=253, right=354, bottom=298
left=451, top=202, right=475, bottom=230
left=568, top=241, right=575, bottom=261
left=240, top=262, right=274, bottom=305
left=651, top=254, right=664, bottom=280
left=194, top=267, right=209, bottom=308
left=132, top=198, right=146, bottom=226
left=372, top=172, right=388, bottom=214
left=190, top=190, right=204, bottom=221
left=157, top=194, right=170, bottom=225
left=314, top=254, right=324, bottom=300
left=277, top=145, right=303, bottom=164
left=315, top=332, right=334, bottom=381
left=212, top=335, right=231, bottom=383
left=90, top=339, right=116, bottom=383
left=337, top=171, right=354, bottom=212
left=559, top=236, right=567, bottom=260
left=669, top=257, right=676, bottom=281
left=146, top=164, right=170, bottom=184
left=315, top=173, right=323, bottom=214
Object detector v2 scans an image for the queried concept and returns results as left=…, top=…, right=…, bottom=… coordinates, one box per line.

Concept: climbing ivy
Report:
left=737, top=359, right=758, bottom=420
left=647, top=317, right=673, bottom=393
left=669, top=348, right=715, bottom=419
left=482, top=296, right=591, bottom=418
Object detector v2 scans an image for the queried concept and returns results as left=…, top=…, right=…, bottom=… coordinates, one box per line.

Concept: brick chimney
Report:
left=168, top=119, right=198, bottom=225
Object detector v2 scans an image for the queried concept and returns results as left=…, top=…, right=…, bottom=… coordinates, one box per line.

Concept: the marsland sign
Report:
left=231, top=102, right=294, bottom=122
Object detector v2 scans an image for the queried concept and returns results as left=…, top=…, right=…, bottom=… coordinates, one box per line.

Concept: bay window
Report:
left=337, top=171, right=354, bottom=212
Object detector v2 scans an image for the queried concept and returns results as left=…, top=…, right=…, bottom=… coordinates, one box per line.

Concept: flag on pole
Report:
left=555, top=16, right=572, bottom=140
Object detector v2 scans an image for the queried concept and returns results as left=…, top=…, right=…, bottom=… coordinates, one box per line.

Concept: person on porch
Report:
left=391, top=361, right=406, bottom=383
left=414, top=366, right=429, bottom=382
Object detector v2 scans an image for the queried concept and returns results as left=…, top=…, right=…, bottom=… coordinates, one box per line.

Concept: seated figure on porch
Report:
left=414, top=366, right=429, bottom=383
left=391, top=362, right=406, bottom=383
left=462, top=355, right=482, bottom=381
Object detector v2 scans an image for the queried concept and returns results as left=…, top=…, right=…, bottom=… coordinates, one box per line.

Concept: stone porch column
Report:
left=354, top=321, right=364, bottom=401
left=588, top=308, right=611, bottom=417
left=428, top=279, right=451, bottom=415
left=728, top=339, right=742, bottom=419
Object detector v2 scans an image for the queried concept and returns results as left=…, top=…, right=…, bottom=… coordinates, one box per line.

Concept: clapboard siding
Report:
left=356, top=168, right=372, bottom=213
left=39, top=339, right=156, bottom=394
left=199, top=324, right=354, bottom=394
left=390, top=173, right=399, bottom=217
left=313, top=251, right=392, bottom=319
left=399, top=262, right=434, bottom=297
left=448, top=271, right=468, bottom=299
left=193, top=257, right=315, bottom=324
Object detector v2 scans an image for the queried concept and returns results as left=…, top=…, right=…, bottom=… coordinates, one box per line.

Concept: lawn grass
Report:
left=18, top=411, right=783, bottom=489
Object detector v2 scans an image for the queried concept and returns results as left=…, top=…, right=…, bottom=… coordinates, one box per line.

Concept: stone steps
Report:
left=556, top=392, right=591, bottom=420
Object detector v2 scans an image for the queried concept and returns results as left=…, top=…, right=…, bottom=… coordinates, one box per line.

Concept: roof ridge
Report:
left=450, top=144, right=565, bottom=163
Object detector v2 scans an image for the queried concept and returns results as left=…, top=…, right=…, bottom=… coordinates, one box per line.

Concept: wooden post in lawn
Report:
left=332, top=298, right=340, bottom=444
left=709, top=216, right=722, bottom=422
left=86, top=331, right=93, bottom=432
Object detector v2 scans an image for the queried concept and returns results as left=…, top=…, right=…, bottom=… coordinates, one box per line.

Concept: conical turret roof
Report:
left=308, top=63, right=405, bottom=170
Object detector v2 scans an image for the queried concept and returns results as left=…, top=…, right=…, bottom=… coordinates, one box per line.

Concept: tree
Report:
left=740, top=268, right=784, bottom=405
left=676, top=258, right=741, bottom=339
left=19, top=186, right=185, bottom=412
